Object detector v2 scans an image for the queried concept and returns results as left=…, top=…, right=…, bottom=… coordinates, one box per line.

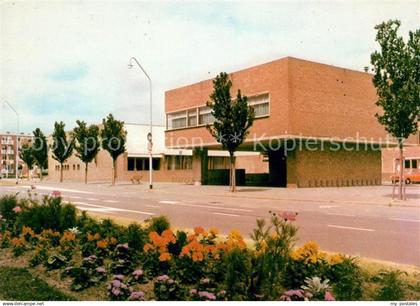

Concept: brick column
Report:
left=192, top=148, right=208, bottom=185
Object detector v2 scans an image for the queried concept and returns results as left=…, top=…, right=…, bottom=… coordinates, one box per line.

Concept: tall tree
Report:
left=101, top=114, right=126, bottom=186
left=73, top=120, right=101, bottom=184
left=370, top=20, right=419, bottom=200
left=31, top=128, right=49, bottom=180
left=19, top=144, right=35, bottom=180
left=51, top=121, right=74, bottom=183
left=207, top=72, right=255, bottom=192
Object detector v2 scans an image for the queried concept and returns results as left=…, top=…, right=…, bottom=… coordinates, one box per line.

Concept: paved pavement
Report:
left=1, top=180, right=419, bottom=266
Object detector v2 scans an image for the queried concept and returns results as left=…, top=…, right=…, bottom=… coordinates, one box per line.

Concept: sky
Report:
left=0, top=0, right=419, bottom=135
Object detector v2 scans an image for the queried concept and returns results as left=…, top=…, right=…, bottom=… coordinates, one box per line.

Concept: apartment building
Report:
left=0, top=132, right=33, bottom=178
left=165, top=56, right=418, bottom=187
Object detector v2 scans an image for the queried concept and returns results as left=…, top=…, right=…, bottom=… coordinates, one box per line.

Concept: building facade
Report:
left=0, top=132, right=33, bottom=178
left=165, top=57, right=418, bottom=187
left=47, top=124, right=266, bottom=184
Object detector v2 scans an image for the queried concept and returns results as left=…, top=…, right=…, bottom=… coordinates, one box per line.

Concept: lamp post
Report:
left=128, top=57, right=153, bottom=189
left=3, top=101, right=19, bottom=184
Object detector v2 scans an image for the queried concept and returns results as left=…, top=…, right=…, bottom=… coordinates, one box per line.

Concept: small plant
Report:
left=224, top=248, right=251, bottom=300
left=63, top=255, right=106, bottom=291
left=301, top=276, right=334, bottom=301
left=153, top=275, right=186, bottom=301
left=107, top=275, right=132, bottom=301
left=373, top=270, right=406, bottom=301
left=110, top=243, right=135, bottom=275
left=145, top=216, right=170, bottom=234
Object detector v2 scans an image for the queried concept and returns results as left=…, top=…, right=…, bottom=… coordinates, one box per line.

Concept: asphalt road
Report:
left=1, top=183, right=419, bottom=266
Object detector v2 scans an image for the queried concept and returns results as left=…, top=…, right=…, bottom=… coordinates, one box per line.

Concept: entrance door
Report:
left=268, top=150, right=287, bottom=187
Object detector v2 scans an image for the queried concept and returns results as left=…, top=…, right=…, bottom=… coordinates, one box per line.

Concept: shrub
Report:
left=107, top=275, right=132, bottom=301
left=16, top=196, right=76, bottom=233
left=122, top=223, right=148, bottom=251
left=373, top=270, right=406, bottom=301
left=327, top=256, right=363, bottom=300
left=63, top=255, right=106, bottom=291
left=109, top=243, right=136, bottom=275
left=0, top=196, right=22, bottom=231
left=251, top=211, right=298, bottom=300
left=224, top=247, right=252, bottom=300
left=153, top=275, right=186, bottom=301
left=145, top=216, right=170, bottom=234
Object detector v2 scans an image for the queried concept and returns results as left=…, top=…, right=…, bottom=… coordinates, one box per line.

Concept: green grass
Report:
left=0, top=266, right=74, bottom=301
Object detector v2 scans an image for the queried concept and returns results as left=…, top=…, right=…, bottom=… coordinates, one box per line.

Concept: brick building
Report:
left=0, top=132, right=34, bottom=179
left=47, top=124, right=265, bottom=184
left=165, top=56, right=419, bottom=187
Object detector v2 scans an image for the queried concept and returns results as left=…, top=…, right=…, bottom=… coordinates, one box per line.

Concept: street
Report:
left=1, top=182, right=419, bottom=266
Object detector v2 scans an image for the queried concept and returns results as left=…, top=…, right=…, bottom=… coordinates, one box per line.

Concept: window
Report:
left=199, top=107, right=215, bottom=125
left=248, top=93, right=270, bottom=117
left=77, top=164, right=80, bottom=170
left=405, top=160, right=411, bottom=169
left=166, top=155, right=192, bottom=170
left=73, top=164, right=76, bottom=170
left=128, top=157, right=161, bottom=171
left=412, top=159, right=418, bottom=169
left=188, top=109, right=197, bottom=127
left=167, top=111, right=187, bottom=129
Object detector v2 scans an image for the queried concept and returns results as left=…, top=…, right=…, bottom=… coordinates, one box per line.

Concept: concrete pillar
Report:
left=192, top=148, right=208, bottom=185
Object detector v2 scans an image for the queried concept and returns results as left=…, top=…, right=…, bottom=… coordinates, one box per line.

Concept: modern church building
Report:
left=164, top=57, right=419, bottom=187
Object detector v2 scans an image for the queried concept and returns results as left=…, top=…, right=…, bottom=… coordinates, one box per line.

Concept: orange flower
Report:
left=87, top=233, right=95, bottom=241
left=159, top=252, right=172, bottom=262
left=194, top=226, right=205, bottom=235
left=96, top=239, right=108, bottom=249
left=143, top=243, right=153, bottom=252
left=109, top=237, right=118, bottom=245
left=209, top=227, right=219, bottom=236
left=191, top=251, right=204, bottom=262
left=11, top=237, right=25, bottom=247
left=22, top=226, right=35, bottom=238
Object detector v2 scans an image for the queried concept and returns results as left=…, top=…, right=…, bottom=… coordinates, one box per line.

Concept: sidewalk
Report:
left=11, top=179, right=420, bottom=208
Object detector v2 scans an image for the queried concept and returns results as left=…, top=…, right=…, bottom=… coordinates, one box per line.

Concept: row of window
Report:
left=55, top=164, right=81, bottom=171
left=166, top=93, right=270, bottom=130
left=127, top=156, right=193, bottom=171
left=127, top=157, right=161, bottom=171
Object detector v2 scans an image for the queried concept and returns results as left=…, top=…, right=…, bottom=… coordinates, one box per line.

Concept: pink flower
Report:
left=51, top=190, right=61, bottom=198
left=198, top=291, right=216, bottom=300
left=324, top=291, right=335, bottom=301
left=157, top=275, right=170, bottom=282
left=12, top=206, right=22, bottom=213
left=189, top=289, right=198, bottom=295
left=129, top=291, right=145, bottom=301
left=281, top=211, right=297, bottom=222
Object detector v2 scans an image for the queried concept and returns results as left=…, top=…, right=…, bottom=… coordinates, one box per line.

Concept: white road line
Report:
left=86, top=197, right=100, bottom=201
left=212, top=212, right=240, bottom=217
left=327, top=224, right=375, bottom=232
left=159, top=200, right=179, bottom=204
left=326, top=213, right=356, bottom=217
left=69, top=196, right=81, bottom=199
left=388, top=218, right=420, bottom=223
left=18, top=186, right=94, bottom=194
left=102, top=200, right=119, bottom=203
left=320, top=205, right=340, bottom=209
left=158, top=201, right=252, bottom=213
left=71, top=201, right=154, bottom=216
left=75, top=206, right=113, bottom=213
left=146, top=205, right=160, bottom=208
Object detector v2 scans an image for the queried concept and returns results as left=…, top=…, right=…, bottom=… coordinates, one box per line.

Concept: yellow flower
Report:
left=209, top=227, right=219, bottom=236
left=328, top=253, right=344, bottom=265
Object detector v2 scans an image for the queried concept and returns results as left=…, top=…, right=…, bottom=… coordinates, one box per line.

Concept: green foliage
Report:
left=123, top=223, right=148, bottom=251
left=0, top=195, right=19, bottom=227
left=373, top=270, right=407, bottom=301
left=45, top=252, right=68, bottom=270
left=154, top=275, right=186, bottom=301
left=224, top=248, right=251, bottom=300
left=371, top=20, right=419, bottom=143
left=145, top=215, right=170, bottom=234
left=32, top=128, right=49, bottom=172
left=101, top=113, right=126, bottom=161
left=19, top=144, right=35, bottom=170
left=110, top=243, right=135, bottom=275
left=327, top=257, right=363, bottom=301
left=251, top=212, right=298, bottom=299
left=64, top=255, right=106, bottom=291
left=73, top=120, right=101, bottom=183
left=16, top=196, right=77, bottom=233
left=51, top=121, right=74, bottom=182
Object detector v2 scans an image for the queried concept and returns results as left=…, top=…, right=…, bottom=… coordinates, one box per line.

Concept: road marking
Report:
left=86, top=197, right=100, bottom=201
left=75, top=206, right=113, bottom=213
left=69, top=196, right=81, bottom=199
left=18, top=186, right=94, bottom=194
left=212, top=212, right=240, bottom=217
left=326, top=213, right=356, bottom=217
left=158, top=201, right=252, bottom=213
left=159, top=200, right=179, bottom=204
left=388, top=218, right=420, bottom=223
left=327, top=224, right=375, bottom=232
left=71, top=201, right=154, bottom=216
left=102, top=200, right=119, bottom=203
left=146, top=205, right=160, bottom=208
left=320, top=205, right=340, bottom=209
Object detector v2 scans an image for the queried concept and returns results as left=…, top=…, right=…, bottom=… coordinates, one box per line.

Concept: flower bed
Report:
left=0, top=192, right=419, bottom=301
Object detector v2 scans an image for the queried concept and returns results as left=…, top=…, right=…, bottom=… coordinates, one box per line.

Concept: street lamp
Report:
left=128, top=57, right=153, bottom=189
left=3, top=101, right=19, bottom=184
